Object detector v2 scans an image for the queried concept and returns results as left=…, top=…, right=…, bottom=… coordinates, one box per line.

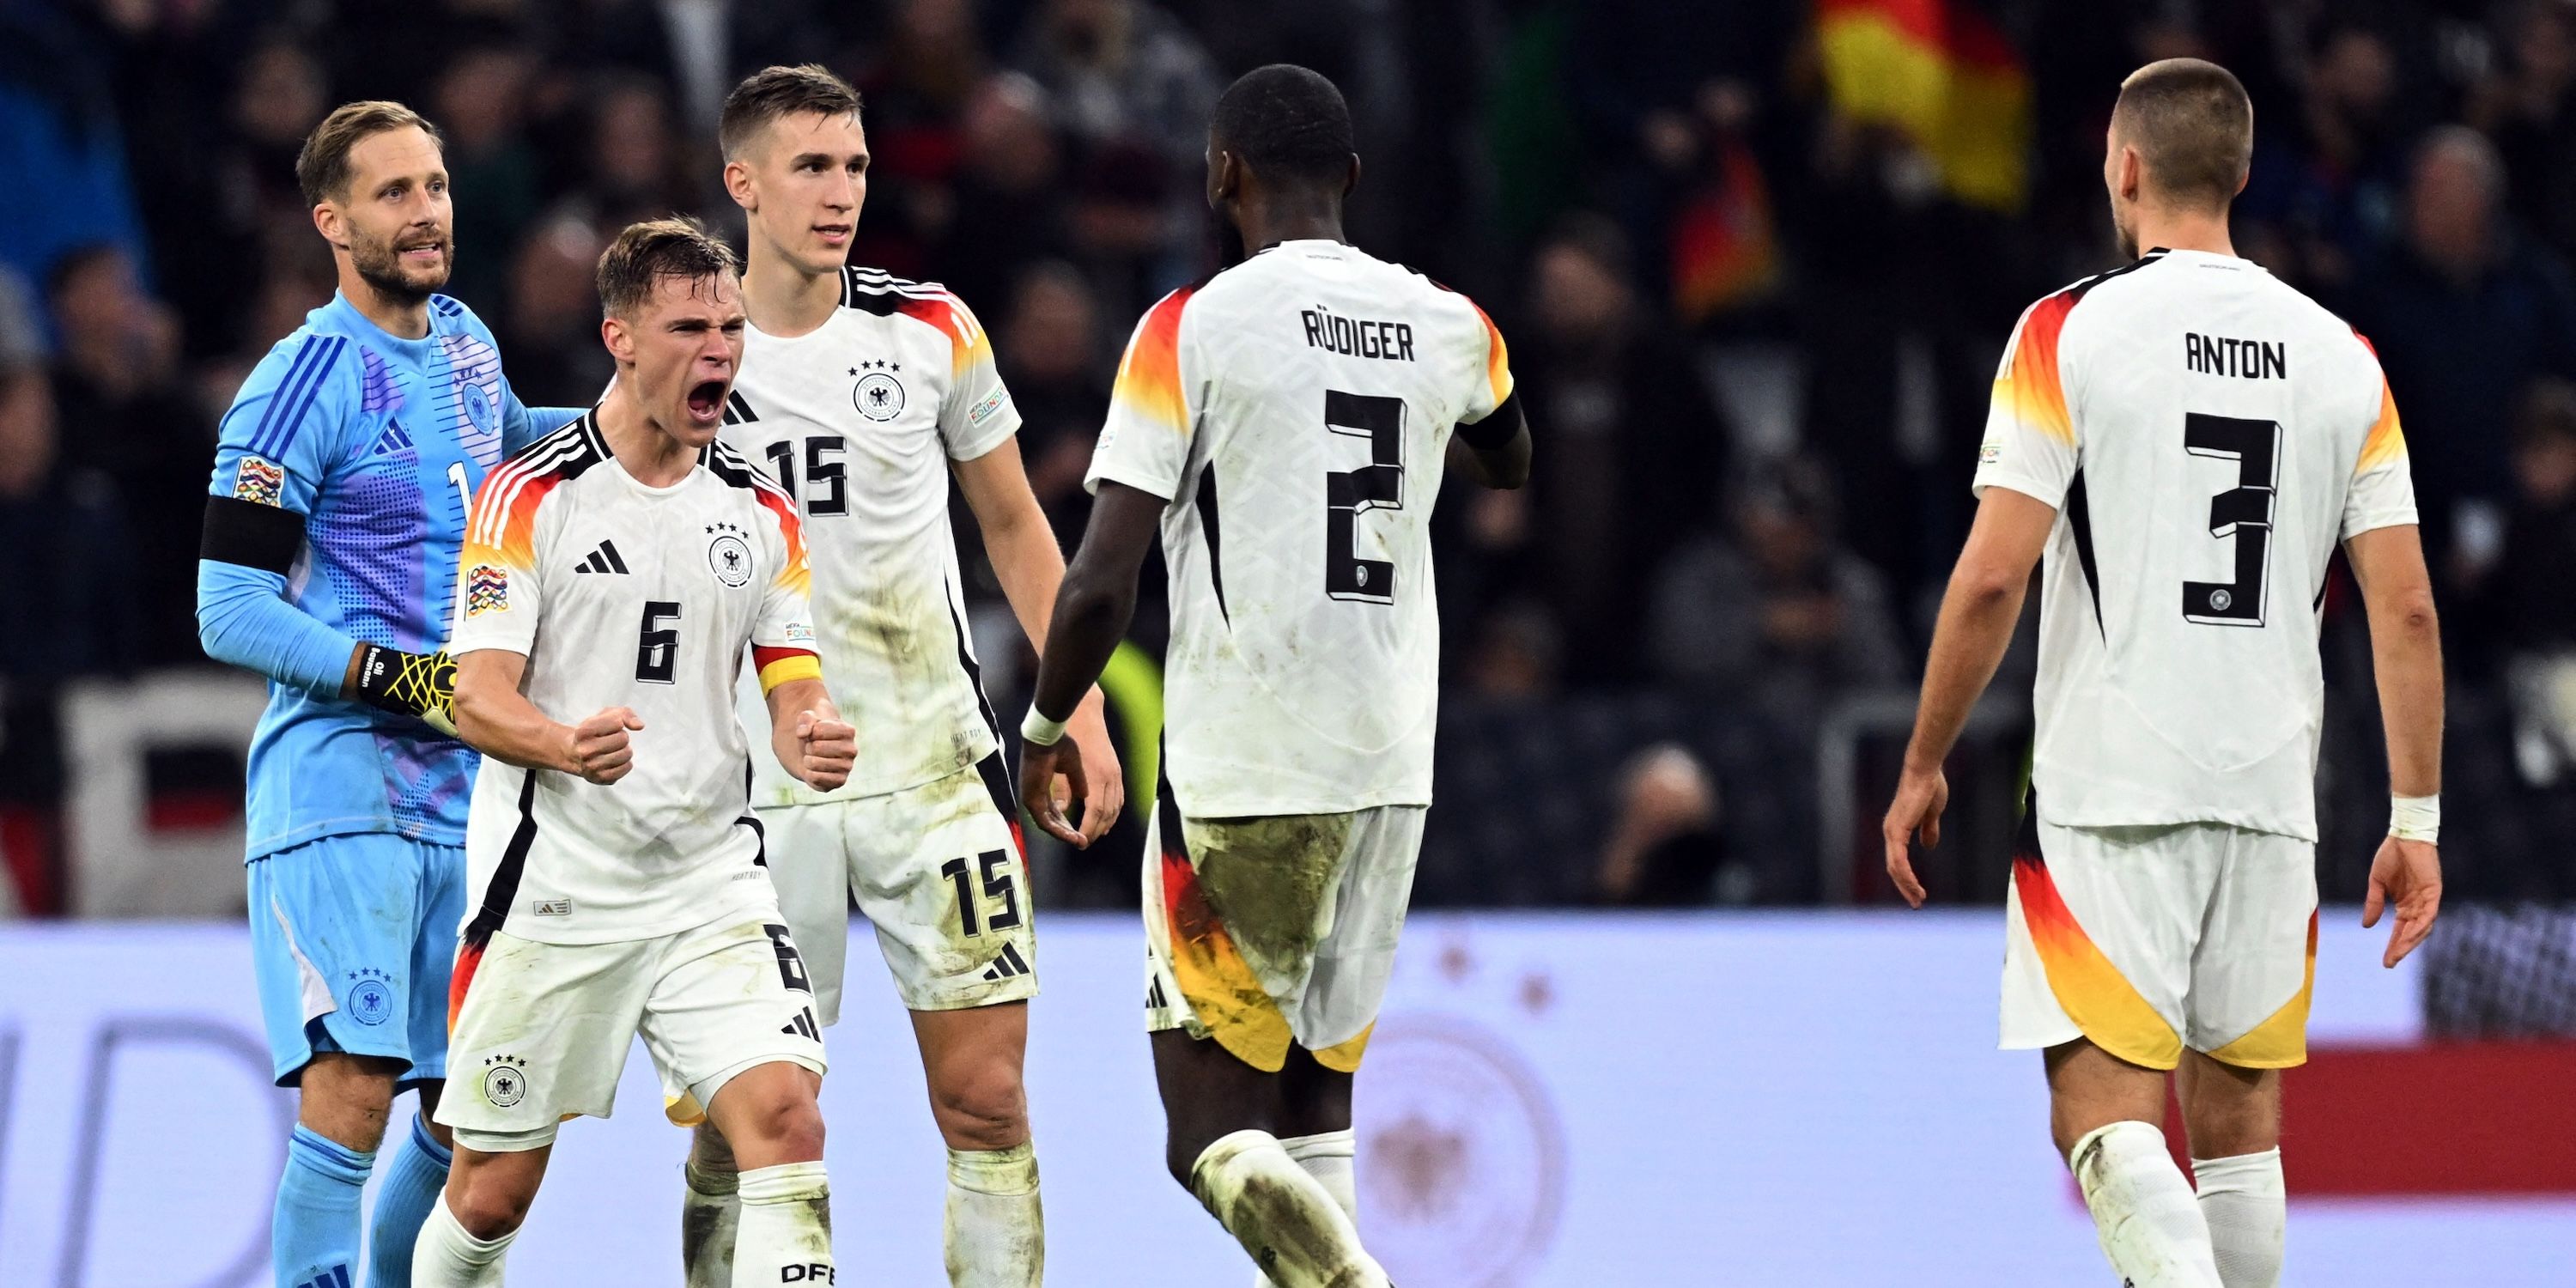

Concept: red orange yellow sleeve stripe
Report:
left=1111, top=288, right=1194, bottom=435
left=1475, top=303, right=1514, bottom=407
left=897, top=292, right=991, bottom=380
left=749, top=478, right=812, bottom=598
left=463, top=462, right=563, bottom=571
left=754, top=647, right=822, bottom=693
left=2013, top=854, right=2181, bottom=1069
left=1994, top=293, right=2075, bottom=447
left=2358, top=377, right=2407, bottom=475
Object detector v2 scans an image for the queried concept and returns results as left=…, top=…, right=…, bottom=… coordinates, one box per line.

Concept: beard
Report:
left=349, top=223, right=453, bottom=305
left=2111, top=205, right=2138, bottom=261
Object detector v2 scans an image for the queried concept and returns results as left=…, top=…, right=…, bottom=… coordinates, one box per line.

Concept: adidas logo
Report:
left=574, top=539, right=629, bottom=574
left=369, top=419, right=414, bottom=456
left=295, top=1267, right=353, bottom=1288
left=781, top=1005, right=819, bottom=1040
left=1145, top=975, right=1168, bottom=1009
left=981, top=943, right=1031, bottom=982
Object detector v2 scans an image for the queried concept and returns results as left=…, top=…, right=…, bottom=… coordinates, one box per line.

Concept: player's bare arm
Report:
left=953, top=438, right=1127, bottom=841
left=453, top=648, right=641, bottom=784
left=1444, top=390, right=1532, bottom=490
left=763, top=675, right=857, bottom=793
left=1018, top=481, right=1164, bottom=846
left=1884, top=485, right=2057, bottom=907
left=2345, top=522, right=2445, bottom=966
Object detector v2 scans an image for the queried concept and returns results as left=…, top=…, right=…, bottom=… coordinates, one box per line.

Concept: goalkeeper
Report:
left=194, top=100, right=583, bottom=1288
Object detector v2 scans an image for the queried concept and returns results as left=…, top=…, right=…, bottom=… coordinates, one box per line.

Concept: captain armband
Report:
left=201, top=495, right=307, bottom=574
left=1457, top=391, right=1522, bottom=452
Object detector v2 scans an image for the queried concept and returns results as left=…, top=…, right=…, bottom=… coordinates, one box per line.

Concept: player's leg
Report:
left=2174, top=827, right=2315, bottom=1288
left=678, top=799, right=854, bottom=1287
left=427, top=927, right=651, bottom=1284
left=2002, top=807, right=2219, bottom=1285
left=1274, top=1053, right=1359, bottom=1230
left=863, top=756, right=1046, bottom=1287
left=249, top=835, right=440, bottom=1288
left=1144, top=799, right=1388, bottom=1288
left=370, top=839, right=469, bottom=1287
left=643, top=914, right=834, bottom=1288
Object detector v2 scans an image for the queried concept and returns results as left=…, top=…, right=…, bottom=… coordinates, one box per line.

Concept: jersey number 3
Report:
left=2182, top=412, right=2281, bottom=628
left=1325, top=391, right=1405, bottom=604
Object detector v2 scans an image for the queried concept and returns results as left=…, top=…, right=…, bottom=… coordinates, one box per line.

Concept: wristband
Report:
left=1021, top=706, right=1068, bottom=747
left=353, top=644, right=459, bottom=737
left=2390, top=794, right=2439, bottom=843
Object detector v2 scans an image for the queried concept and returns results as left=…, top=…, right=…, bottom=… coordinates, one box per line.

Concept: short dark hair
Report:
left=720, top=64, right=862, bottom=161
left=297, top=100, right=444, bottom=207
left=2113, top=58, right=2254, bottom=210
left=596, top=217, right=739, bottom=319
left=1211, top=64, right=1354, bottom=185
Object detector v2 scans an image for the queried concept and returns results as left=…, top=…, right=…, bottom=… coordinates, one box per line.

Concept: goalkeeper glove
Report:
left=353, top=644, right=459, bottom=736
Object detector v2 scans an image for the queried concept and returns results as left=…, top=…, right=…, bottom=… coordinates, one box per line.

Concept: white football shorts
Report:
left=1144, top=788, right=1427, bottom=1074
left=439, top=913, right=828, bottom=1151
left=2001, top=795, right=2318, bottom=1071
left=762, top=752, right=1036, bottom=1023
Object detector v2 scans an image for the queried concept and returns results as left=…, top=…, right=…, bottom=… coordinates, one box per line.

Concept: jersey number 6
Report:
left=636, top=600, right=682, bottom=683
left=2182, top=412, right=2281, bottom=628
left=1325, top=390, right=1405, bottom=604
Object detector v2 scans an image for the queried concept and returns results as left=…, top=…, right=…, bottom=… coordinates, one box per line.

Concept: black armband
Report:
left=1458, top=391, right=1523, bottom=452
left=201, top=495, right=306, bottom=574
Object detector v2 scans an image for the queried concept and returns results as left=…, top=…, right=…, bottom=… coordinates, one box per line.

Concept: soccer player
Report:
left=414, top=219, right=854, bottom=1286
left=1881, top=60, right=2444, bottom=1288
left=678, top=64, right=1124, bottom=1288
left=1018, top=64, right=1531, bottom=1288
left=195, top=100, right=582, bottom=1288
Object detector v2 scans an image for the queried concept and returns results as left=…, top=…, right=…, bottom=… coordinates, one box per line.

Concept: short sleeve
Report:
left=747, top=481, right=821, bottom=693
left=450, top=461, right=557, bottom=658
left=209, top=333, right=357, bottom=518
left=1085, top=287, right=1198, bottom=501
left=2342, top=351, right=2419, bottom=539
left=932, top=292, right=1022, bottom=462
left=1459, top=299, right=1515, bottom=424
left=1971, top=293, right=2079, bottom=508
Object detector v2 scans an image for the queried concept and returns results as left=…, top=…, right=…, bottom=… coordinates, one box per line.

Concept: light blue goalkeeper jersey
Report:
left=200, top=291, right=580, bottom=859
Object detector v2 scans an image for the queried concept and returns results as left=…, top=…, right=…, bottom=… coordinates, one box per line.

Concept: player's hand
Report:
left=1018, top=736, right=1090, bottom=848
left=1064, top=689, right=1126, bottom=846
left=567, top=708, right=642, bottom=785
left=795, top=710, right=857, bottom=793
left=2362, top=835, right=2442, bottom=968
left=1881, top=762, right=1949, bottom=908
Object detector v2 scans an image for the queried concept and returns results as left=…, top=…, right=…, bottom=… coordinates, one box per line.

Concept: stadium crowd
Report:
left=4, top=0, right=2575, bottom=913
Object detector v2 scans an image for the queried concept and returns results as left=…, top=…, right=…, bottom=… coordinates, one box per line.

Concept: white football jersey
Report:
left=1086, top=240, right=1514, bottom=817
left=722, top=266, right=1020, bottom=804
left=453, top=414, right=821, bottom=945
left=1973, top=248, right=2418, bottom=841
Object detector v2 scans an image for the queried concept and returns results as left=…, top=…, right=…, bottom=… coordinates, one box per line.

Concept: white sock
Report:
left=2192, top=1150, right=2285, bottom=1288
left=410, top=1196, right=514, bottom=1287
left=945, top=1143, right=1043, bottom=1287
left=682, top=1158, right=741, bottom=1288
left=1192, top=1129, right=1388, bottom=1288
left=2071, top=1121, right=2222, bottom=1288
left=1256, top=1131, right=1361, bottom=1288
left=735, top=1162, right=833, bottom=1288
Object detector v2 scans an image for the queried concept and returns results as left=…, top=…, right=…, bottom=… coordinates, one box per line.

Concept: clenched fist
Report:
left=567, top=708, right=643, bottom=785
left=795, top=710, right=857, bottom=792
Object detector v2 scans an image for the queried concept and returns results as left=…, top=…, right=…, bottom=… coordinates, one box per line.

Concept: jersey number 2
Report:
left=1325, top=390, right=1405, bottom=604
left=2182, top=412, right=2281, bottom=627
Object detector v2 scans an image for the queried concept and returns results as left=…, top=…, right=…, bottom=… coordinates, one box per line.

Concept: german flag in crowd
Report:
left=1669, top=135, right=1781, bottom=325
left=1814, top=0, right=2032, bottom=211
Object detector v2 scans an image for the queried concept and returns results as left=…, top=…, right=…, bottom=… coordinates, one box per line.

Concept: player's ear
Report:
left=723, top=157, right=756, bottom=212
left=313, top=202, right=344, bottom=251
left=1343, top=154, right=1361, bottom=198
left=602, top=314, right=633, bottom=364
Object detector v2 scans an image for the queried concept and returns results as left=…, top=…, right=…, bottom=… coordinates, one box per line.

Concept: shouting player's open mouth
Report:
left=685, top=378, right=728, bottom=426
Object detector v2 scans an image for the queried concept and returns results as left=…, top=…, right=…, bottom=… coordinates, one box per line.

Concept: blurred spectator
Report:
left=0, top=267, right=44, bottom=367
left=845, top=0, right=991, bottom=276
left=0, top=365, right=137, bottom=683
left=995, top=261, right=1111, bottom=548
left=46, top=246, right=209, bottom=666
left=1461, top=599, right=1564, bottom=700
left=1010, top=0, right=1219, bottom=182
left=0, top=4, right=149, bottom=292
left=500, top=214, right=615, bottom=406
left=586, top=76, right=702, bottom=227
left=2476, top=381, right=2576, bottom=784
left=933, top=73, right=1076, bottom=313
left=2474, top=0, right=2576, bottom=265
left=1646, top=456, right=1904, bottom=715
left=2348, top=126, right=2576, bottom=594
left=434, top=46, right=544, bottom=309
left=1482, top=216, right=1728, bottom=685
left=1595, top=743, right=1727, bottom=906
left=2238, top=21, right=2410, bottom=295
